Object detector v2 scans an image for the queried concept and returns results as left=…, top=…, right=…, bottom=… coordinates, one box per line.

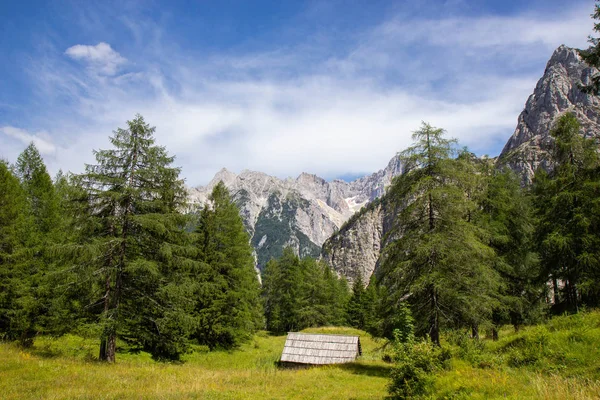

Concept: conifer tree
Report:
left=347, top=274, right=367, bottom=329
left=193, top=182, right=263, bottom=349
left=479, top=169, right=542, bottom=335
left=15, top=143, right=59, bottom=235
left=65, top=114, right=195, bottom=362
left=12, top=143, right=61, bottom=343
left=533, top=113, right=600, bottom=311
left=0, top=161, right=35, bottom=344
left=380, top=122, right=500, bottom=345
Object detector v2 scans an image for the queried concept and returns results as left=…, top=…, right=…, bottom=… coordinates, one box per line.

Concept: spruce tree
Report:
left=193, top=182, right=263, bottom=349
left=380, top=122, right=500, bottom=345
left=347, top=274, right=367, bottom=329
left=65, top=114, right=195, bottom=362
left=533, top=113, right=600, bottom=311
left=479, top=169, right=542, bottom=335
left=0, top=161, right=35, bottom=344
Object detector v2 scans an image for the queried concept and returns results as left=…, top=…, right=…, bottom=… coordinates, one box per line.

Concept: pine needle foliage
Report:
left=532, top=113, right=600, bottom=312
left=64, top=114, right=197, bottom=362
left=380, top=122, right=500, bottom=345
left=192, top=182, right=263, bottom=350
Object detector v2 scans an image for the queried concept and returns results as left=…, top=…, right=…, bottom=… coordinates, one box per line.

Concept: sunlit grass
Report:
left=3, top=312, right=600, bottom=399
left=0, top=328, right=390, bottom=400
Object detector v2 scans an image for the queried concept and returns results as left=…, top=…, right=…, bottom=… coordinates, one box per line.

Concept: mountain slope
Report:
left=188, top=155, right=402, bottom=268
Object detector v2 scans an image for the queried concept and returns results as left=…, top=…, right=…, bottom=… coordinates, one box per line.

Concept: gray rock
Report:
left=498, top=45, right=600, bottom=184
left=187, top=155, right=403, bottom=270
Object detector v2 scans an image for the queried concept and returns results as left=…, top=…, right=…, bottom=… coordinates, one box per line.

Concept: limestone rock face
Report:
left=187, top=155, right=402, bottom=269
left=321, top=199, right=396, bottom=285
left=498, top=45, right=600, bottom=183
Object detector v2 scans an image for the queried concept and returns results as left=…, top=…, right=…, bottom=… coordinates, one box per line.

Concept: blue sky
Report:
left=0, top=0, right=594, bottom=185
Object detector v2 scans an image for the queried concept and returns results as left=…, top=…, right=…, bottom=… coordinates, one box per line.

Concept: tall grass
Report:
left=0, top=328, right=390, bottom=400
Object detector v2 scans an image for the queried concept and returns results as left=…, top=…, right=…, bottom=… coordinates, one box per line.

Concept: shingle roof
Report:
left=280, top=332, right=362, bottom=365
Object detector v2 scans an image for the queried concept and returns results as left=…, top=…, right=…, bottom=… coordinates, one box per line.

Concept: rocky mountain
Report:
left=188, top=155, right=402, bottom=269
left=323, top=45, right=600, bottom=283
left=498, top=45, right=600, bottom=184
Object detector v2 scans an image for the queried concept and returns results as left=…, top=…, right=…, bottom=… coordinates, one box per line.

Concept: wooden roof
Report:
left=280, top=332, right=362, bottom=365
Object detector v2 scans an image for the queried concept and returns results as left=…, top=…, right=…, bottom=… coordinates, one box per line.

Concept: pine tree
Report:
left=12, top=143, right=62, bottom=344
left=64, top=114, right=196, bottom=362
left=479, top=168, right=542, bottom=336
left=193, top=182, right=263, bottom=349
left=347, top=274, right=367, bottom=329
left=533, top=113, right=600, bottom=311
left=0, top=161, right=35, bottom=344
left=15, top=143, right=59, bottom=235
left=380, top=122, right=500, bottom=345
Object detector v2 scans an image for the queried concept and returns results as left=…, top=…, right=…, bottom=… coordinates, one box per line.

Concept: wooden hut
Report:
left=280, top=332, right=362, bottom=365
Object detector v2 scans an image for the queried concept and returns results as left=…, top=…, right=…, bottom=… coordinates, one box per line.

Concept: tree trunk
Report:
left=552, top=276, right=560, bottom=305
left=491, top=327, right=499, bottom=341
left=99, top=273, right=111, bottom=361
left=471, top=325, right=479, bottom=340
left=429, top=286, right=440, bottom=346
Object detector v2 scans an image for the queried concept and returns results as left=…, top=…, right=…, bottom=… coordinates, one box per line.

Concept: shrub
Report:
left=388, top=331, right=450, bottom=399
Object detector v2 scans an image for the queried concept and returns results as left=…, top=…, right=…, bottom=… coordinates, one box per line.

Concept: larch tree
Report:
left=380, top=122, right=500, bottom=346
left=533, top=113, right=600, bottom=311
left=0, top=160, right=36, bottom=344
left=66, top=114, right=196, bottom=362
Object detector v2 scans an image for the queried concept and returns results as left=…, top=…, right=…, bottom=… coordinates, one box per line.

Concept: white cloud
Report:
left=0, top=126, right=57, bottom=155
left=65, top=42, right=126, bottom=75
left=13, top=2, right=596, bottom=186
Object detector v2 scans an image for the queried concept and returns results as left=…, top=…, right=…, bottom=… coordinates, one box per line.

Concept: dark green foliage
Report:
left=0, top=160, right=36, bottom=345
left=532, top=113, right=600, bottom=311
left=380, top=122, right=501, bottom=345
left=347, top=274, right=367, bottom=329
left=262, top=248, right=349, bottom=333
left=15, top=143, right=59, bottom=235
left=479, top=168, right=544, bottom=333
left=193, top=182, right=263, bottom=350
left=388, top=315, right=450, bottom=400
left=60, top=114, right=196, bottom=362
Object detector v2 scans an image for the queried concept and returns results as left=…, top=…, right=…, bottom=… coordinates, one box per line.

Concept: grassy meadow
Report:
left=2, top=312, right=600, bottom=399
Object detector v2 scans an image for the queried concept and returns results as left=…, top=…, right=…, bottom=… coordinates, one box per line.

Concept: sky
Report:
left=0, top=0, right=594, bottom=186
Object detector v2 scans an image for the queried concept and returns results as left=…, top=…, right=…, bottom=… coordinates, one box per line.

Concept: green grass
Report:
left=3, top=312, right=600, bottom=399
left=0, top=327, right=391, bottom=400
left=431, top=310, right=600, bottom=399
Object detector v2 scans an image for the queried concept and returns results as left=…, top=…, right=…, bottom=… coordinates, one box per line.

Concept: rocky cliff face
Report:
left=187, top=155, right=402, bottom=269
left=498, top=45, right=600, bottom=183
left=321, top=198, right=396, bottom=285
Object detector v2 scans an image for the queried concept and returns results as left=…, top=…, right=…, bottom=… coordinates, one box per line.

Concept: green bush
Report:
left=388, top=335, right=450, bottom=399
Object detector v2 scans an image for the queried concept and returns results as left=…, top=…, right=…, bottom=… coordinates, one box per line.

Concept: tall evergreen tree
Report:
left=479, top=168, right=542, bottom=335
left=347, top=274, right=367, bottom=329
left=380, top=122, right=500, bottom=345
left=0, top=161, right=36, bottom=344
left=15, top=143, right=59, bottom=235
left=533, top=113, right=600, bottom=311
left=193, top=182, right=263, bottom=349
left=65, top=114, right=196, bottom=362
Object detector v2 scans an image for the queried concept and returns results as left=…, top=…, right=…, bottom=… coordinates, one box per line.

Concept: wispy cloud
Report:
left=65, top=42, right=127, bottom=76
left=4, top=1, right=595, bottom=185
left=0, top=126, right=57, bottom=155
